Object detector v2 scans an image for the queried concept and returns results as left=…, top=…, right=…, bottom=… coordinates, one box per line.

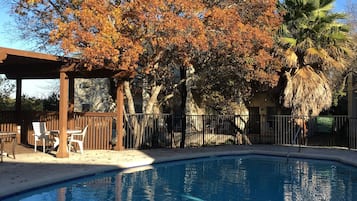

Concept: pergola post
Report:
left=115, top=80, right=124, bottom=151
left=15, top=78, right=21, bottom=115
left=56, top=71, right=69, bottom=158
left=15, top=78, right=22, bottom=144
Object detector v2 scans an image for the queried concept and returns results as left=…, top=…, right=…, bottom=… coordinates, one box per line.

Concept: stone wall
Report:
left=74, top=78, right=115, bottom=112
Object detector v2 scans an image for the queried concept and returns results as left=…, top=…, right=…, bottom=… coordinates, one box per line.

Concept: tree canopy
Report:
left=14, top=0, right=283, bottom=114
left=194, top=0, right=282, bottom=111
left=0, top=76, right=15, bottom=110
left=14, top=0, right=209, bottom=77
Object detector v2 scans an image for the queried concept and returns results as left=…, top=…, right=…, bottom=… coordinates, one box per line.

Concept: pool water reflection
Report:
left=5, top=155, right=357, bottom=201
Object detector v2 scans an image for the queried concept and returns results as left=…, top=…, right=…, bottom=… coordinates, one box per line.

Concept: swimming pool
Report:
left=4, top=155, right=357, bottom=201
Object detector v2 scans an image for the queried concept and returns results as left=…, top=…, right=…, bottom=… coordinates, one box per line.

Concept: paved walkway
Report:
left=1, top=145, right=357, bottom=199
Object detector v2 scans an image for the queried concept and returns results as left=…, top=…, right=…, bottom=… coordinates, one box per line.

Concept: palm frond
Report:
left=312, top=2, right=334, bottom=18
left=340, top=46, right=355, bottom=57
left=282, top=66, right=332, bottom=116
left=284, top=48, right=298, bottom=67
left=279, top=37, right=297, bottom=47
left=329, top=32, right=347, bottom=40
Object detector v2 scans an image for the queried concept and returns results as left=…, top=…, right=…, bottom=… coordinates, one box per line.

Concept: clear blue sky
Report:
left=0, top=1, right=58, bottom=98
left=0, top=0, right=356, bottom=98
left=334, top=0, right=350, bottom=11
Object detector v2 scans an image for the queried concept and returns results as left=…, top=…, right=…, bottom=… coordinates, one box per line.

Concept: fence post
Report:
left=170, top=114, right=173, bottom=148
left=259, top=115, right=262, bottom=144
left=180, top=114, right=186, bottom=148
left=348, top=117, right=350, bottom=150
left=274, top=115, right=277, bottom=144
left=202, top=115, right=205, bottom=146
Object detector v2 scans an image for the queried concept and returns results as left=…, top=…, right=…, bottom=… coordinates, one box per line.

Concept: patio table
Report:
left=0, top=132, right=17, bottom=163
left=50, top=129, right=82, bottom=151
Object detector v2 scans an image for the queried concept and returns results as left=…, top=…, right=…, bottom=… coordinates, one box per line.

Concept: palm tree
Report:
left=278, top=0, right=355, bottom=118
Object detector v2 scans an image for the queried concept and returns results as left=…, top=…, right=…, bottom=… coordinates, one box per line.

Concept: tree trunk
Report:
left=185, top=64, right=205, bottom=131
left=142, top=76, right=150, bottom=113
left=124, top=81, right=163, bottom=148
left=123, top=81, right=139, bottom=147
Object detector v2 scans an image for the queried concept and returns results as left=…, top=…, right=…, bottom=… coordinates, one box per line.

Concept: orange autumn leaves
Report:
left=51, top=0, right=141, bottom=72
left=204, top=0, right=282, bottom=86
left=21, top=0, right=281, bottom=85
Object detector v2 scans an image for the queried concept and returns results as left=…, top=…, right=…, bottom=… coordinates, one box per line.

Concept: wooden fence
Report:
left=38, top=112, right=116, bottom=150
left=0, top=111, right=116, bottom=150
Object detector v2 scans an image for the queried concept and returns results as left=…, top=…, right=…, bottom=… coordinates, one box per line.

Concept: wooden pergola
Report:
left=0, top=47, right=125, bottom=157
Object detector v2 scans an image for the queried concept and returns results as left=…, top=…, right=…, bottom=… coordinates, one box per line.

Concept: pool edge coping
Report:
left=1, top=146, right=357, bottom=199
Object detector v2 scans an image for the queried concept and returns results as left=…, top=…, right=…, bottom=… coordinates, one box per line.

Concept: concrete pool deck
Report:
left=0, top=145, right=357, bottom=199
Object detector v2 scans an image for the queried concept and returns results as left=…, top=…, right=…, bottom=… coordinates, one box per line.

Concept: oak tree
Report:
left=14, top=0, right=283, bottom=147
left=194, top=0, right=282, bottom=112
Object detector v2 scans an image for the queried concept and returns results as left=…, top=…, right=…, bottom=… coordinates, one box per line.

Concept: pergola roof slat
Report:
left=0, top=47, right=65, bottom=79
left=0, top=47, right=126, bottom=79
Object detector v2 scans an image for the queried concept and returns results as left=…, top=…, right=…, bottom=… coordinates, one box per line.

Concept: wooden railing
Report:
left=37, top=112, right=116, bottom=150
left=0, top=111, right=17, bottom=131
left=74, top=112, right=116, bottom=150
left=0, top=111, right=116, bottom=150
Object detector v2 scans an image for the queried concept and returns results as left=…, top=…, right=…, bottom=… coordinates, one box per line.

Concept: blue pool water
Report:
left=4, top=155, right=357, bottom=201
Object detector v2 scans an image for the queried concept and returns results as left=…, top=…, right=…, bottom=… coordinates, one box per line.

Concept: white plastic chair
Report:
left=68, top=125, right=88, bottom=154
left=32, top=122, right=50, bottom=153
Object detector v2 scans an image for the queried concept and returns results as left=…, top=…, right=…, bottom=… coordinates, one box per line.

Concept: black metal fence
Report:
left=120, top=114, right=263, bottom=149
left=120, top=114, right=357, bottom=150
left=349, top=118, right=357, bottom=149
left=1, top=111, right=356, bottom=150
left=274, top=115, right=350, bottom=146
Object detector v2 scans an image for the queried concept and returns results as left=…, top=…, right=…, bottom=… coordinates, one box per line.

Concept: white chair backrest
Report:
left=81, top=125, right=88, bottom=139
left=32, top=122, right=47, bottom=139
